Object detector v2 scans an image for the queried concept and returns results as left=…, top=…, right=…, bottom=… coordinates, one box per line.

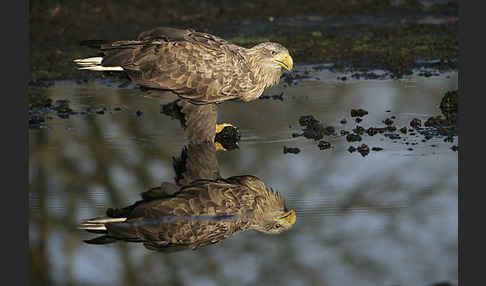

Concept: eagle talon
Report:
left=216, top=123, right=237, bottom=134
left=215, top=142, right=227, bottom=152
left=215, top=123, right=240, bottom=151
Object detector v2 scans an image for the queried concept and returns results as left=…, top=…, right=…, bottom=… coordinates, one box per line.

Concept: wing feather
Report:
left=97, top=27, right=257, bottom=103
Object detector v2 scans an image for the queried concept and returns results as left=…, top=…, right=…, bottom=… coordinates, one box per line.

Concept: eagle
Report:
left=80, top=106, right=295, bottom=252
left=79, top=174, right=296, bottom=252
left=74, top=27, right=293, bottom=104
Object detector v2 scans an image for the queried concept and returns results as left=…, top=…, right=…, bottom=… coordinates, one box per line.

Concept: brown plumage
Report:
left=79, top=87, right=295, bottom=252
left=74, top=27, right=293, bottom=104
left=79, top=175, right=296, bottom=252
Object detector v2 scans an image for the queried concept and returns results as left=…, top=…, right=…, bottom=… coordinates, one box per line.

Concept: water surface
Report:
left=29, top=67, right=458, bottom=286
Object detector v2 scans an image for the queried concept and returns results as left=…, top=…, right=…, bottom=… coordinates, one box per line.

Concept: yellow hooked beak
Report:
left=277, top=209, right=296, bottom=227
left=274, top=53, right=293, bottom=71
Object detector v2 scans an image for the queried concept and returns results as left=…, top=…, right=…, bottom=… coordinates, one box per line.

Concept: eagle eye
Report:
left=271, top=50, right=277, bottom=56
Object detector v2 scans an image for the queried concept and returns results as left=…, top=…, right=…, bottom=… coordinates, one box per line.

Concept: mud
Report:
left=28, top=93, right=123, bottom=129
left=29, top=0, right=457, bottom=82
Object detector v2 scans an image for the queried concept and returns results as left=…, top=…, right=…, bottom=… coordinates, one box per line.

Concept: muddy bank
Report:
left=29, top=0, right=457, bottom=82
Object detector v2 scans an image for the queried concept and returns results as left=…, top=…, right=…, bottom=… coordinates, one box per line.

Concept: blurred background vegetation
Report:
left=29, top=0, right=458, bottom=81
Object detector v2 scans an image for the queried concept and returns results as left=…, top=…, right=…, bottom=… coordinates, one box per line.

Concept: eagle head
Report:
left=251, top=42, right=294, bottom=72
left=250, top=187, right=296, bottom=234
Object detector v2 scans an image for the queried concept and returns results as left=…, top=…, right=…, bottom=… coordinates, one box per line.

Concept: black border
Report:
left=22, top=1, right=464, bottom=286
left=8, top=0, right=29, bottom=285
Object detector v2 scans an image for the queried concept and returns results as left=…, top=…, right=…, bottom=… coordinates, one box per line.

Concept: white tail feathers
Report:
left=74, top=57, right=103, bottom=65
left=78, top=217, right=127, bottom=231
left=74, top=57, right=124, bottom=71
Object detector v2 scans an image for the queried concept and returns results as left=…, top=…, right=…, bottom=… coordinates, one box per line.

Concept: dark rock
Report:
left=260, top=92, right=284, bottom=101
left=384, top=133, right=401, bottom=140
left=357, top=144, right=370, bottom=157
left=351, top=109, right=368, bottom=117
left=383, top=118, right=394, bottom=126
left=323, top=126, right=336, bottom=136
left=318, top=141, right=331, bottom=150
left=299, top=115, right=319, bottom=127
left=440, top=90, right=458, bottom=124
left=366, top=127, right=378, bottom=136
left=410, top=118, right=422, bottom=129
left=400, top=127, right=407, bottom=134
left=353, top=126, right=365, bottom=135
left=346, top=134, right=362, bottom=142
left=444, top=136, right=454, bottom=143
left=386, top=126, right=397, bottom=132
left=371, top=147, right=383, bottom=151
left=348, top=146, right=356, bottom=153
left=340, top=130, right=350, bottom=136
left=283, top=146, right=300, bottom=154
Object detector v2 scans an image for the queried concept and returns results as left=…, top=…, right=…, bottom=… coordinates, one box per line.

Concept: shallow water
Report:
left=29, top=67, right=458, bottom=286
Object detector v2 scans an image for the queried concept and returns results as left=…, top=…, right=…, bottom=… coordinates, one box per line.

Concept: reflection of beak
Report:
left=278, top=209, right=296, bottom=226
left=274, top=53, right=293, bottom=71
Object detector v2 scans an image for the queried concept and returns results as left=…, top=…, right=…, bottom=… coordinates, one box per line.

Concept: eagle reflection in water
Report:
left=80, top=100, right=295, bottom=252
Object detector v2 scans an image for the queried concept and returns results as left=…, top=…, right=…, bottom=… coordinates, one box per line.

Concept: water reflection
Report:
left=29, top=69, right=457, bottom=286
left=80, top=139, right=295, bottom=251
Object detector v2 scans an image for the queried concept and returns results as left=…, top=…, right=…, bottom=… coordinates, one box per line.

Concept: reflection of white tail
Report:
left=73, top=57, right=124, bottom=71
left=78, top=217, right=127, bottom=231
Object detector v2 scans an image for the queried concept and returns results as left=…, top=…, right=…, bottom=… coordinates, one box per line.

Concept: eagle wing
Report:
left=99, top=27, right=255, bottom=103
left=105, top=179, right=258, bottom=251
